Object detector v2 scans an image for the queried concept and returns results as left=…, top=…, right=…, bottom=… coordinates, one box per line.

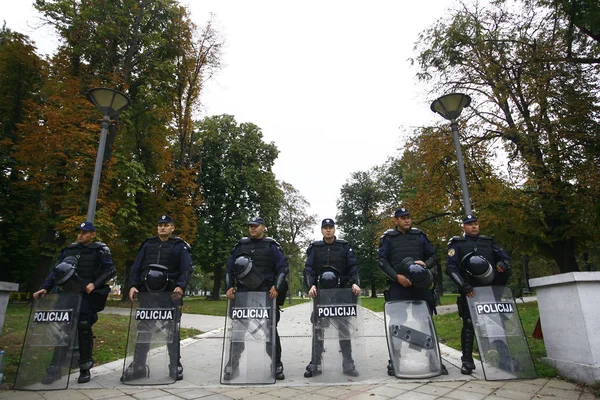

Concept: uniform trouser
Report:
left=229, top=307, right=281, bottom=367
left=130, top=292, right=182, bottom=368
left=130, top=326, right=181, bottom=367
left=457, top=295, right=476, bottom=363
left=310, top=311, right=353, bottom=365
left=47, top=296, right=98, bottom=372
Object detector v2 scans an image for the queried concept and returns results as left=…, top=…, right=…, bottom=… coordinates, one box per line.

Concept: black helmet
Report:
left=53, top=261, right=76, bottom=285
left=318, top=268, right=340, bottom=289
left=144, top=264, right=169, bottom=292
left=462, top=253, right=495, bottom=284
left=408, top=264, right=433, bottom=288
left=233, top=255, right=264, bottom=290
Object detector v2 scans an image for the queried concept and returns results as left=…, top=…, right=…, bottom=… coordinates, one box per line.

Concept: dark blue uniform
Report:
left=304, top=238, right=359, bottom=287
left=378, top=227, right=437, bottom=307
left=303, top=237, right=360, bottom=376
left=125, top=235, right=193, bottom=381
left=129, top=236, right=193, bottom=291
left=225, top=236, right=288, bottom=377
left=40, top=241, right=116, bottom=381
left=226, top=237, right=287, bottom=292
left=445, top=233, right=511, bottom=373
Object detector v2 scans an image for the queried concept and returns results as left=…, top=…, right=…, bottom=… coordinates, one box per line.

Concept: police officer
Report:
left=33, top=221, right=116, bottom=384
left=224, top=217, right=289, bottom=380
left=446, top=214, right=511, bottom=375
left=122, top=215, right=193, bottom=381
left=378, top=207, right=447, bottom=376
left=303, top=218, right=361, bottom=378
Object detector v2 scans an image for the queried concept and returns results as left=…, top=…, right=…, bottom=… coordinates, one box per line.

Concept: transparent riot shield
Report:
left=309, top=288, right=366, bottom=382
left=467, top=285, right=537, bottom=380
left=384, top=300, right=443, bottom=379
left=15, top=292, right=81, bottom=391
left=220, top=291, right=276, bottom=384
left=121, top=292, right=181, bottom=385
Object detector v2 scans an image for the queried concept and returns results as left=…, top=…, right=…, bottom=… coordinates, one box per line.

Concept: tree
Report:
left=535, top=0, right=600, bottom=61
left=193, top=114, right=282, bottom=299
left=414, top=0, right=600, bottom=273
left=0, top=26, right=45, bottom=286
left=275, top=181, right=317, bottom=299
left=336, top=170, right=387, bottom=297
left=28, top=1, right=223, bottom=296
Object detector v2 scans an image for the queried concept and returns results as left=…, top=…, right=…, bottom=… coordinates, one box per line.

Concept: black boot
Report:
left=169, top=361, right=183, bottom=381
left=461, top=326, right=476, bottom=375
left=275, top=362, right=285, bottom=380
left=121, top=363, right=150, bottom=382
left=78, top=322, right=94, bottom=384
left=387, top=359, right=395, bottom=376
left=461, top=360, right=476, bottom=375
left=41, top=365, right=62, bottom=385
left=223, top=359, right=239, bottom=381
left=304, top=361, right=322, bottom=378
left=77, top=369, right=91, bottom=384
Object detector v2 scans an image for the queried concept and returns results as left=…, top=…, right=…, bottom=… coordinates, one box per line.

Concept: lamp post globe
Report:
left=85, top=88, right=131, bottom=223
left=431, top=93, right=472, bottom=215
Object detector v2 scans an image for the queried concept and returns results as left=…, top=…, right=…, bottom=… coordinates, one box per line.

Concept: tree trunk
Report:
left=121, top=260, right=133, bottom=302
left=548, top=238, right=579, bottom=273
left=370, top=283, right=377, bottom=298
left=211, top=263, right=222, bottom=300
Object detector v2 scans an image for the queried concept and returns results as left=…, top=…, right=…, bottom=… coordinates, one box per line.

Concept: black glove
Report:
left=462, top=283, right=474, bottom=295
left=497, top=261, right=510, bottom=273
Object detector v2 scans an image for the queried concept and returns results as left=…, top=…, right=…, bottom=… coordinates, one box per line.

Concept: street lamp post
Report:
left=85, top=88, right=131, bottom=223
left=430, top=93, right=472, bottom=215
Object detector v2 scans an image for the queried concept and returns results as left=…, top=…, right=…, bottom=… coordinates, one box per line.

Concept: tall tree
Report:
left=336, top=170, right=386, bottom=297
left=414, top=0, right=600, bottom=273
left=193, top=114, right=282, bottom=299
left=0, top=26, right=45, bottom=285
left=275, top=181, right=317, bottom=298
left=27, top=1, right=222, bottom=294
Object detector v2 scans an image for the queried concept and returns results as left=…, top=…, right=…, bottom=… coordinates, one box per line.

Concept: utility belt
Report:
left=236, top=278, right=273, bottom=292
left=140, top=280, right=177, bottom=293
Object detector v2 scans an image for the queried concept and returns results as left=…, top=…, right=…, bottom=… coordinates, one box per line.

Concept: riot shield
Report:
left=467, top=286, right=537, bottom=380
left=220, top=291, right=276, bottom=384
left=384, top=300, right=443, bottom=379
left=309, top=288, right=366, bottom=382
left=15, top=292, right=81, bottom=391
left=121, top=292, right=181, bottom=385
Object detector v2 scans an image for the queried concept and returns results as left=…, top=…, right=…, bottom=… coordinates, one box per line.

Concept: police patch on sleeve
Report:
left=448, top=248, right=455, bottom=256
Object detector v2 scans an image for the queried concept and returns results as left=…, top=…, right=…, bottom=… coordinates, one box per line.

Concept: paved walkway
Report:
left=1, top=299, right=596, bottom=400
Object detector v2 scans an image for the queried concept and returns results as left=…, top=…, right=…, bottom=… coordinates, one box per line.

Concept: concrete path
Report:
left=1, top=298, right=596, bottom=399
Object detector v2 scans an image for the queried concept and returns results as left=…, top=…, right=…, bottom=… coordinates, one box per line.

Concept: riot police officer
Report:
left=224, top=217, right=289, bottom=380
left=303, top=218, right=361, bottom=378
left=378, top=207, right=447, bottom=376
left=33, top=221, right=116, bottom=384
left=446, top=214, right=511, bottom=375
left=121, top=215, right=193, bottom=381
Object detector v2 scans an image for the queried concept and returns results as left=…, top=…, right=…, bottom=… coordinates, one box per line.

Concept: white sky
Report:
left=2, top=0, right=460, bottom=239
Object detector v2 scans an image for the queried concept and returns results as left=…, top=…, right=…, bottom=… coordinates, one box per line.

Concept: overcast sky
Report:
left=2, top=0, right=460, bottom=238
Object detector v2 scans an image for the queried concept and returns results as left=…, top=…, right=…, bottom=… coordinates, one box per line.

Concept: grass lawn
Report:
left=0, top=302, right=201, bottom=390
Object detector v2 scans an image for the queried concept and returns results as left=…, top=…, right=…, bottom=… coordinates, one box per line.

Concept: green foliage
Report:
left=0, top=26, right=46, bottom=287
left=1, top=1, right=222, bottom=294
left=336, top=170, right=388, bottom=296
left=412, top=0, right=600, bottom=274
left=275, top=181, right=317, bottom=296
left=193, top=114, right=282, bottom=299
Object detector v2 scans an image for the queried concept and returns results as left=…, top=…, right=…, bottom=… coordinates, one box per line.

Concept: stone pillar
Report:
left=529, top=272, right=600, bottom=384
left=0, top=281, right=19, bottom=335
